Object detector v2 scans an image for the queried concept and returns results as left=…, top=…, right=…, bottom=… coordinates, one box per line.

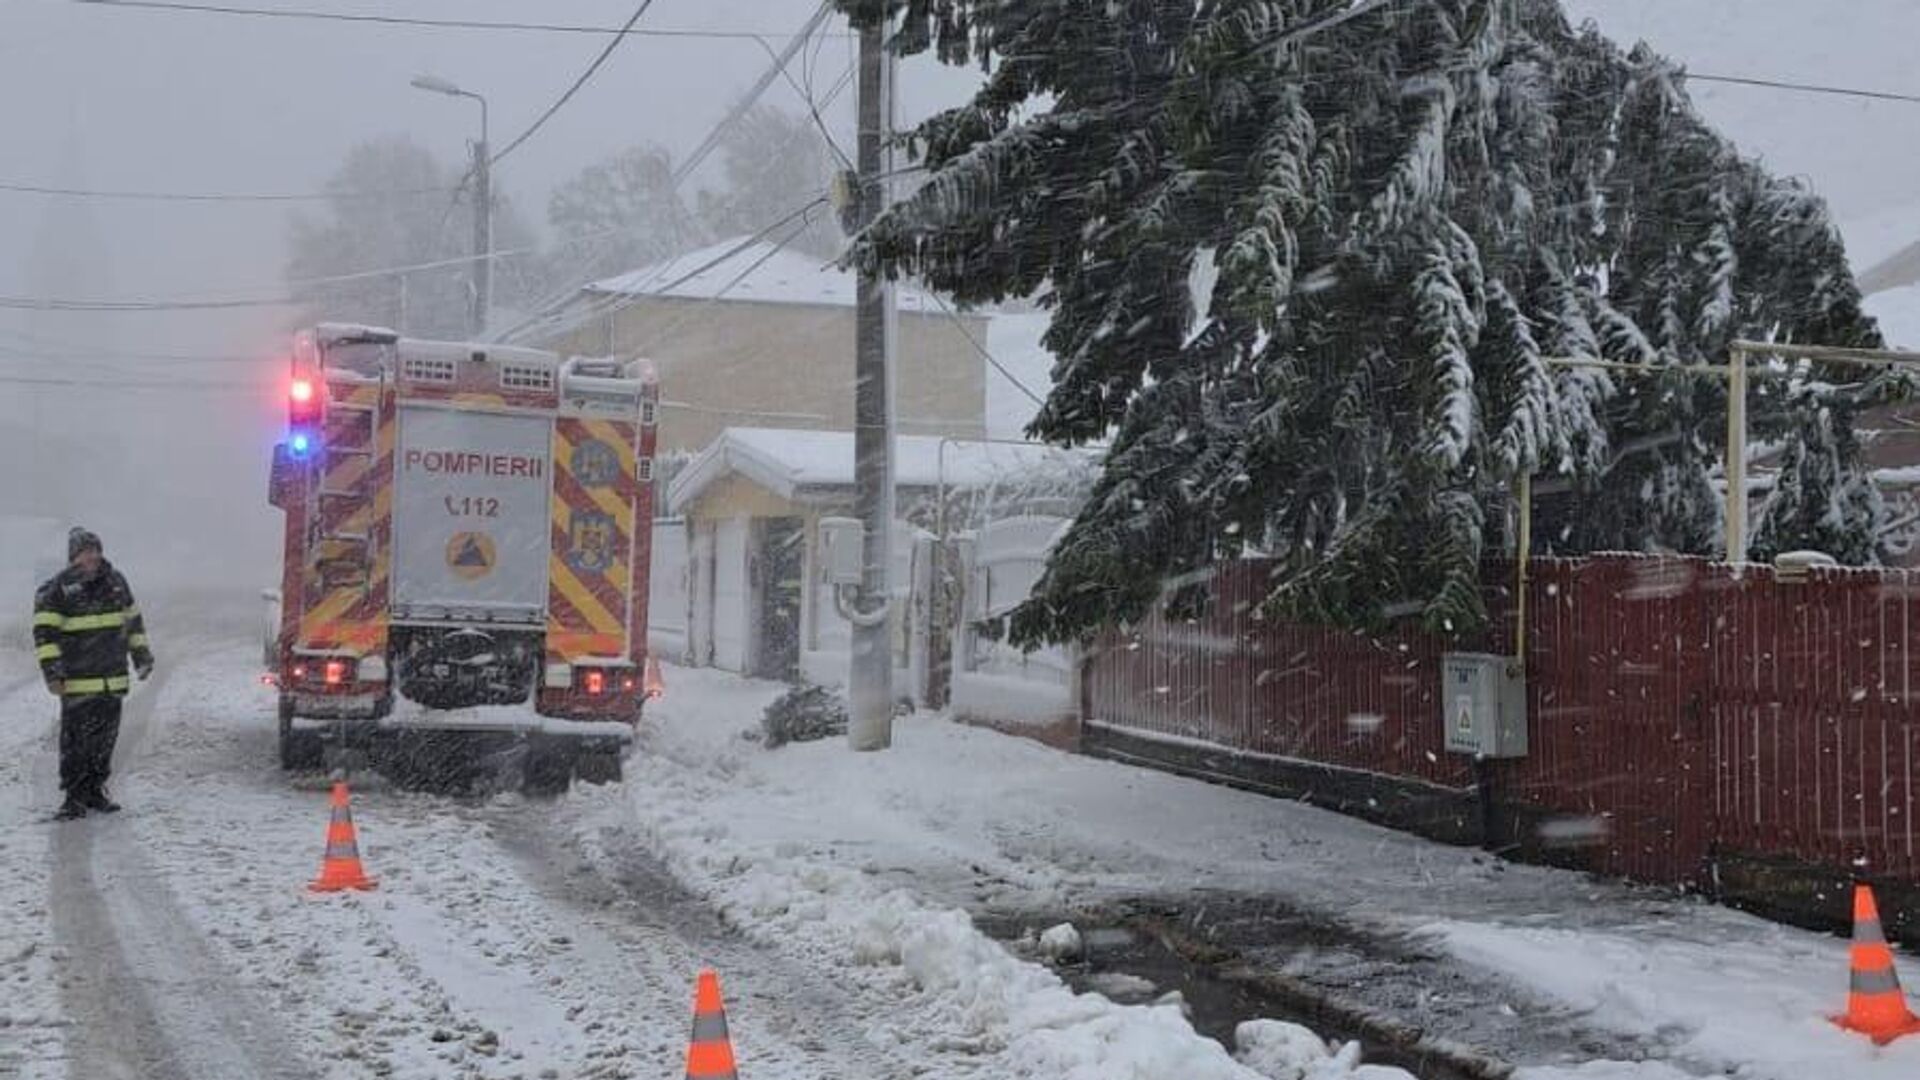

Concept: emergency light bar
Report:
left=288, top=374, right=323, bottom=459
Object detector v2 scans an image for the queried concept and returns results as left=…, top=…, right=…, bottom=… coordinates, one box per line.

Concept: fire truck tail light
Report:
left=324, top=660, right=348, bottom=686
left=583, top=669, right=606, bottom=695
left=291, top=663, right=308, bottom=680
left=620, top=675, right=637, bottom=693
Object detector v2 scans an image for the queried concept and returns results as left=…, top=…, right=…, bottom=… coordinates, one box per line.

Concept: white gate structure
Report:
left=648, top=517, right=689, bottom=662
left=947, top=515, right=1078, bottom=732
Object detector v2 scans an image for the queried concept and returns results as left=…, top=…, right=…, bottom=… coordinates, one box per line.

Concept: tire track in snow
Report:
left=47, top=635, right=317, bottom=1080
left=487, top=811, right=920, bottom=1080
left=0, top=660, right=67, bottom=1079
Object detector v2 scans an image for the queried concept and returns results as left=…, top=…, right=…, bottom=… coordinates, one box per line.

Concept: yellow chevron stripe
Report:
left=559, top=420, right=634, bottom=598
left=565, top=421, right=638, bottom=530
left=326, top=453, right=370, bottom=489
left=584, top=476, right=630, bottom=524
left=549, top=558, right=623, bottom=635
left=547, top=630, right=624, bottom=659
left=583, top=419, right=634, bottom=462
left=299, top=586, right=364, bottom=643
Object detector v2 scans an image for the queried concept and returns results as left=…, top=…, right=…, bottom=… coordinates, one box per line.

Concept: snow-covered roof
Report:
left=1865, top=284, right=1920, bottom=349
left=1843, top=203, right=1920, bottom=291
left=585, top=237, right=945, bottom=314
left=667, top=427, right=1095, bottom=516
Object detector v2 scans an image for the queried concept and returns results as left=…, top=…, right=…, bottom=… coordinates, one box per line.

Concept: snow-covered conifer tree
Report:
left=835, top=0, right=1888, bottom=640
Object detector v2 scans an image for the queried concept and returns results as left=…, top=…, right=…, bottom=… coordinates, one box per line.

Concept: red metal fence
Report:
left=1083, top=556, right=1920, bottom=891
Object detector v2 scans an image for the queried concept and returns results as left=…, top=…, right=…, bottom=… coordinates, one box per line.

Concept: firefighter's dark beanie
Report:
left=68, top=527, right=102, bottom=561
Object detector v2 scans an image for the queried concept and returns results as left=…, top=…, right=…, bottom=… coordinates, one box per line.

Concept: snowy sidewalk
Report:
left=567, top=664, right=1920, bottom=1080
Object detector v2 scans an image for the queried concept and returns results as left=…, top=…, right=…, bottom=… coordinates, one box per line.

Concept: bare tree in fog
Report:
left=545, top=143, right=705, bottom=285
left=285, top=136, right=536, bottom=339
left=697, top=105, right=843, bottom=259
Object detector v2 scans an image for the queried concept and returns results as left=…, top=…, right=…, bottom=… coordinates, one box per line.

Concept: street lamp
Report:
left=411, top=74, right=491, bottom=338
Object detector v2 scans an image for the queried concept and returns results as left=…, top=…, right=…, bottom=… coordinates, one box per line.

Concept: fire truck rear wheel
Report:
left=278, top=697, right=325, bottom=771
left=574, top=749, right=621, bottom=786
left=523, top=746, right=572, bottom=797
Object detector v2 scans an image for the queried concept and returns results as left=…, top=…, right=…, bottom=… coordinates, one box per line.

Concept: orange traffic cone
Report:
left=684, top=969, right=737, bottom=1080
left=1833, top=883, right=1920, bottom=1044
left=645, top=655, right=666, bottom=701
left=308, top=780, right=377, bottom=893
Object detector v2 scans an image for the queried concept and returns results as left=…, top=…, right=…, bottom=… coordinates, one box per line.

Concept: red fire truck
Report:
left=267, top=324, right=660, bottom=785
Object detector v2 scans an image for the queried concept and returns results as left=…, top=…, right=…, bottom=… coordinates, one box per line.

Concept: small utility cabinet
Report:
left=1442, top=653, right=1528, bottom=759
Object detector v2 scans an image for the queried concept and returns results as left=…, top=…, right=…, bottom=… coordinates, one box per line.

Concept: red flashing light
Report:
left=291, top=663, right=309, bottom=681
left=324, top=659, right=347, bottom=686
left=290, top=378, right=316, bottom=405
left=583, top=669, right=607, bottom=695
left=620, top=675, right=637, bottom=693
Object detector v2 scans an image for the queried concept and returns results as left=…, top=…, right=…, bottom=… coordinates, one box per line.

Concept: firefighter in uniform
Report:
left=32, top=528, right=155, bottom=820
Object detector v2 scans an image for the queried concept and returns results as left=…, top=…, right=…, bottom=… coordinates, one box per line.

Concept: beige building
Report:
left=659, top=427, right=1089, bottom=695
left=531, top=237, right=991, bottom=453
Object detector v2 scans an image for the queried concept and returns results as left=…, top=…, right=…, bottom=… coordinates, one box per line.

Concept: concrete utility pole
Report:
left=848, top=13, right=899, bottom=751
left=471, top=134, right=493, bottom=338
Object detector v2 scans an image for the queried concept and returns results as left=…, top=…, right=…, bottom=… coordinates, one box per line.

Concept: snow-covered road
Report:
left=0, top=611, right=951, bottom=1079
left=11, top=600, right=1920, bottom=1080
left=45, top=638, right=313, bottom=1080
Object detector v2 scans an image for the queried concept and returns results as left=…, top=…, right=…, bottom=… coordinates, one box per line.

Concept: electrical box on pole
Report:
left=819, top=517, right=865, bottom=588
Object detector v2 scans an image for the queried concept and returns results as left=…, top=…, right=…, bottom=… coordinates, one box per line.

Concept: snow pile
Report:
left=594, top=813, right=1269, bottom=1078
left=949, top=669, right=1075, bottom=730
left=1037, top=922, right=1083, bottom=961
left=586, top=662, right=1920, bottom=1080
left=1434, top=919, right=1920, bottom=1080
left=1233, top=1022, right=1420, bottom=1080
left=583, top=674, right=1283, bottom=1078
left=1235, top=1019, right=1333, bottom=1078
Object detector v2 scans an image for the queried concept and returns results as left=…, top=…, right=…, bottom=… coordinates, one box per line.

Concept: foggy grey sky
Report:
left=2, top=0, right=1918, bottom=587
left=3, top=0, right=1915, bottom=327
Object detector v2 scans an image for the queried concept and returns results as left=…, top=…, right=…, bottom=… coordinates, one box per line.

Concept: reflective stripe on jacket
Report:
left=33, top=562, right=151, bottom=696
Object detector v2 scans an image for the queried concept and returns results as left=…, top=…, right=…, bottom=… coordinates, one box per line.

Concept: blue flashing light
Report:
left=290, top=432, right=312, bottom=457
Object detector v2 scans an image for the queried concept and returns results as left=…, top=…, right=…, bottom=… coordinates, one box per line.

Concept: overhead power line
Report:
left=0, top=328, right=264, bottom=363
left=926, top=292, right=1046, bottom=407
left=1684, top=72, right=1920, bottom=106
left=668, top=3, right=835, bottom=188
left=499, top=1, right=841, bottom=337
left=488, top=0, right=660, bottom=167
left=0, top=293, right=292, bottom=312
left=501, top=193, right=832, bottom=344
left=0, top=372, right=261, bottom=392
left=70, top=0, right=852, bottom=41
left=0, top=178, right=453, bottom=203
